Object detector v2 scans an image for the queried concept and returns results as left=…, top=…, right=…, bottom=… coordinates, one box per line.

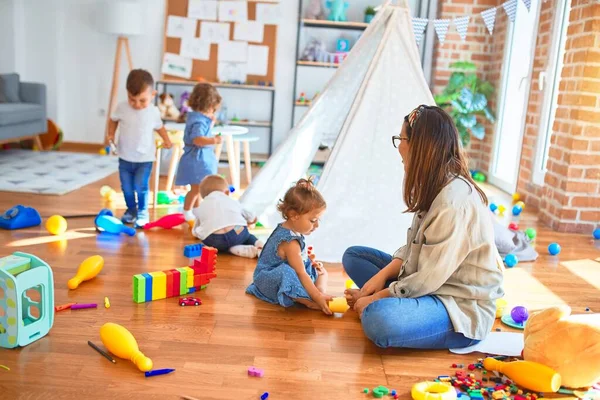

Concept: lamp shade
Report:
left=99, top=0, right=145, bottom=36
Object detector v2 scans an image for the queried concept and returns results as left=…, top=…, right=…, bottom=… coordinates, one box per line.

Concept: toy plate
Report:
left=501, top=314, right=527, bottom=330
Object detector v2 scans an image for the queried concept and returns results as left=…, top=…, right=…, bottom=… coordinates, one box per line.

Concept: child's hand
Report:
left=315, top=293, right=334, bottom=315
left=162, top=140, right=173, bottom=149
left=213, top=135, right=223, bottom=145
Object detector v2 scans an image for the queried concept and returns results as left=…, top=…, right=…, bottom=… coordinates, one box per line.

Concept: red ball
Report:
left=508, top=222, right=519, bottom=231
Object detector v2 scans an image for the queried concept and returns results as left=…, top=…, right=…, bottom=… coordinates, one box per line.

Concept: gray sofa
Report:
left=0, top=73, right=46, bottom=149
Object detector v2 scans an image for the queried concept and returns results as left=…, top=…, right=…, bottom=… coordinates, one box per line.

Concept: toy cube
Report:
left=183, top=243, right=204, bottom=258
left=0, top=252, right=54, bottom=348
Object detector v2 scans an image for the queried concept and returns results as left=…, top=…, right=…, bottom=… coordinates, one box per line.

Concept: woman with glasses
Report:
left=342, top=105, right=504, bottom=349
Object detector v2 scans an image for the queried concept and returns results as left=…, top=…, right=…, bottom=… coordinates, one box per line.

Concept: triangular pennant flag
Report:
left=433, top=19, right=450, bottom=45
left=481, top=7, right=497, bottom=35
left=503, top=0, right=518, bottom=22
left=521, top=0, right=532, bottom=11
left=453, top=16, right=470, bottom=41
left=412, top=17, right=428, bottom=46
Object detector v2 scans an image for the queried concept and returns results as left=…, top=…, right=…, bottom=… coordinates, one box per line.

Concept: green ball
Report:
left=473, top=172, right=487, bottom=182
left=525, top=228, right=537, bottom=240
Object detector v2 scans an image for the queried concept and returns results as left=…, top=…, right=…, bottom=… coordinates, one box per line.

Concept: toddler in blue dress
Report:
left=246, top=179, right=334, bottom=315
left=174, top=83, right=223, bottom=222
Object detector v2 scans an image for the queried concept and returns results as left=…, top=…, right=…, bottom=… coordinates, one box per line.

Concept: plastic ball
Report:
left=548, top=242, right=561, bottom=256
left=525, top=228, right=537, bottom=240
left=46, top=215, right=67, bottom=235
left=508, top=222, right=519, bottom=231
left=473, top=172, right=487, bottom=182
left=593, top=228, right=600, bottom=240
left=512, top=205, right=523, bottom=216
left=490, top=203, right=498, bottom=213
left=511, top=306, right=529, bottom=324
left=512, top=193, right=520, bottom=203
left=504, top=254, right=519, bottom=268
left=515, top=201, right=525, bottom=209
left=498, top=205, right=506, bottom=215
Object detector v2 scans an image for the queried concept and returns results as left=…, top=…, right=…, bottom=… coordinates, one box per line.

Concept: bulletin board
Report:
left=161, top=0, right=279, bottom=84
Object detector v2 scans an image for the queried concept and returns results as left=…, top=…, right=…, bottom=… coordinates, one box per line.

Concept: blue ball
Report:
left=504, top=254, right=518, bottom=268
left=594, top=228, right=600, bottom=240
left=548, top=242, right=561, bottom=256
left=512, top=205, right=523, bottom=216
left=490, top=203, right=498, bottom=213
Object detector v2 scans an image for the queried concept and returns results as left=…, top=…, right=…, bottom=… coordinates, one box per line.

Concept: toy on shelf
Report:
left=364, top=6, right=377, bottom=23
left=143, top=213, right=185, bottom=230
left=158, top=93, right=180, bottom=120
left=95, top=214, right=136, bottom=236
left=179, top=297, right=201, bottom=306
left=548, top=242, right=561, bottom=256
left=306, top=0, right=324, bottom=19
left=46, top=215, right=67, bottom=235
left=327, top=0, right=349, bottom=21
left=297, top=92, right=311, bottom=105
left=0, top=205, right=41, bottom=230
left=411, top=381, right=456, bottom=400
left=329, top=297, right=350, bottom=313
left=100, top=322, right=153, bottom=372
left=133, top=244, right=217, bottom=303
left=523, top=305, right=600, bottom=388
left=335, top=38, right=350, bottom=64
left=179, top=91, right=190, bottom=115
left=0, top=252, right=54, bottom=349
left=482, top=358, right=561, bottom=393
left=68, top=255, right=104, bottom=290
left=301, top=38, right=327, bottom=62
left=100, top=185, right=116, bottom=202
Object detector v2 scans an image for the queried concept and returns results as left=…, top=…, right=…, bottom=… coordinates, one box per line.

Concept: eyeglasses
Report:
left=392, top=135, right=409, bottom=148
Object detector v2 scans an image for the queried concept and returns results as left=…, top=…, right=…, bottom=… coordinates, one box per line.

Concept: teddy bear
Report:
left=523, top=305, right=600, bottom=388
left=158, top=93, right=180, bottom=120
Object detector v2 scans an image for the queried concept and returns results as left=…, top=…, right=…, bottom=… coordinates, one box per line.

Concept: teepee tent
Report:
left=240, top=1, right=435, bottom=262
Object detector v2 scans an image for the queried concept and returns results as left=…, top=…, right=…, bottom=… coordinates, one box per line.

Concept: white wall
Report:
left=0, top=1, right=16, bottom=73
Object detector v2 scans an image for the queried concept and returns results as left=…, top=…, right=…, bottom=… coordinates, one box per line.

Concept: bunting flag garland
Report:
left=412, top=17, right=428, bottom=46
left=454, top=16, right=470, bottom=42
left=481, top=7, right=497, bottom=35
left=521, top=0, right=532, bottom=11
left=503, top=0, right=518, bottom=23
left=433, top=19, right=450, bottom=45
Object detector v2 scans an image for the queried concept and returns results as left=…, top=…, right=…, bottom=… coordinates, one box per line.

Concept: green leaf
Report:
left=457, top=124, right=470, bottom=147
left=464, top=73, right=478, bottom=89
left=471, top=93, right=487, bottom=111
left=479, top=81, right=495, bottom=97
left=449, top=61, right=476, bottom=71
left=482, top=106, right=496, bottom=122
left=450, top=99, right=468, bottom=114
left=470, top=123, right=485, bottom=140
left=446, top=72, right=466, bottom=93
left=459, top=114, right=477, bottom=128
left=459, top=88, right=474, bottom=110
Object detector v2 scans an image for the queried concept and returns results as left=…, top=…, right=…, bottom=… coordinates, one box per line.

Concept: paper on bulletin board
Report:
left=218, top=41, right=248, bottom=63
left=167, top=16, right=197, bottom=38
left=217, top=62, right=248, bottom=83
left=218, top=1, right=248, bottom=23
left=255, top=4, right=282, bottom=25
left=234, top=21, right=264, bottom=43
left=161, top=53, right=193, bottom=79
left=246, top=45, right=269, bottom=76
left=200, top=21, right=231, bottom=43
left=187, top=0, right=218, bottom=21
left=180, top=38, right=211, bottom=61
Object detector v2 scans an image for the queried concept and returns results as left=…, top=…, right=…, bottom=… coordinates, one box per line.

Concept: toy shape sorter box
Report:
left=0, top=252, right=54, bottom=348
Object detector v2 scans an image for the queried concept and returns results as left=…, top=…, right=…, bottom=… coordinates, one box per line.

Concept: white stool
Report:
left=232, top=136, right=259, bottom=185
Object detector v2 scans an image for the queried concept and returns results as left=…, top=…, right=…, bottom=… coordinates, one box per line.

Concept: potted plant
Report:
left=364, top=6, right=376, bottom=23
left=434, top=61, right=496, bottom=148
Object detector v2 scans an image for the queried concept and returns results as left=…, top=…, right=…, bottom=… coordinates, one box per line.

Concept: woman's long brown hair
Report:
left=403, top=106, right=487, bottom=213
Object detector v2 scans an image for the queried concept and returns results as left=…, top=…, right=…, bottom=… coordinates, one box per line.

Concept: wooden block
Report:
left=142, top=273, right=153, bottom=302
left=176, top=267, right=188, bottom=295
left=165, top=269, right=174, bottom=298
left=150, top=271, right=166, bottom=300
left=133, top=274, right=146, bottom=303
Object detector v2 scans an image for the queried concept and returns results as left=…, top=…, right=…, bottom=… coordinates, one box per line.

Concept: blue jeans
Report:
left=342, top=246, right=479, bottom=349
left=202, top=226, right=258, bottom=252
left=118, top=159, right=153, bottom=213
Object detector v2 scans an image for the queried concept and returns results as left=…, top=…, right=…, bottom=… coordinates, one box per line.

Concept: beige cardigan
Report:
left=390, top=178, right=505, bottom=340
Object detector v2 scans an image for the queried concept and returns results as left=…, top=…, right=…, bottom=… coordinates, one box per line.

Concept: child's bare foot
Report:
left=295, top=297, right=320, bottom=310
left=344, top=289, right=362, bottom=308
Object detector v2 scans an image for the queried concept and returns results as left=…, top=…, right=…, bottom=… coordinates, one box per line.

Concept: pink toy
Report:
left=248, top=366, right=264, bottom=377
left=143, top=213, right=186, bottom=230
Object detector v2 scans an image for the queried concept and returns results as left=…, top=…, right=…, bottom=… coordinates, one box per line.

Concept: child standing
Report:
left=107, top=69, right=172, bottom=227
left=246, top=179, right=334, bottom=315
left=175, top=83, right=223, bottom=223
left=191, top=175, right=264, bottom=258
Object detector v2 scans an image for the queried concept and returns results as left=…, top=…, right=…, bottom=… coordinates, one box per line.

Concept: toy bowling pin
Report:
left=143, top=213, right=185, bottom=230
left=100, top=323, right=153, bottom=372
left=95, top=215, right=136, bottom=236
left=483, top=358, right=561, bottom=393
left=68, top=255, right=104, bottom=289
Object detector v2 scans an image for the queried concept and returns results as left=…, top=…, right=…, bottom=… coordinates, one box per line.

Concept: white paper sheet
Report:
left=247, top=45, right=269, bottom=75
left=234, top=21, right=264, bottom=43
left=218, top=1, right=248, bottom=23
left=255, top=4, right=281, bottom=25
left=187, top=0, right=218, bottom=21
left=200, top=21, right=231, bottom=43
left=167, top=16, right=197, bottom=38
left=218, top=41, right=248, bottom=63
left=217, top=62, right=248, bottom=83
left=180, top=38, right=211, bottom=61
left=161, top=53, right=193, bottom=79
left=450, top=332, right=524, bottom=356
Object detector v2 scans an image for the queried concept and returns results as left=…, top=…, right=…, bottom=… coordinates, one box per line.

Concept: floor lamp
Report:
left=101, top=1, right=144, bottom=143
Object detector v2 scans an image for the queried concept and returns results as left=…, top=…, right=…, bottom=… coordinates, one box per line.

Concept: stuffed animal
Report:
left=306, top=0, right=324, bottom=19
left=326, top=0, right=349, bottom=22
left=158, top=93, right=180, bottom=120
left=523, top=306, right=600, bottom=388
left=301, top=38, right=327, bottom=62
left=179, top=91, right=190, bottom=115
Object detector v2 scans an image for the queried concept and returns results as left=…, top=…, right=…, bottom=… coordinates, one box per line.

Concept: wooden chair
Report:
left=232, top=136, right=259, bottom=185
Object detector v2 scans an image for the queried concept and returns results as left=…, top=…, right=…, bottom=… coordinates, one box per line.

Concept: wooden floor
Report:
left=0, top=164, right=599, bottom=400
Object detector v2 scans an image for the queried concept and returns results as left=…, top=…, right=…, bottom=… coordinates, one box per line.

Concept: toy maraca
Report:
left=95, top=215, right=136, bottom=236
left=483, top=358, right=561, bottom=392
left=143, top=213, right=185, bottom=230
left=100, top=323, right=153, bottom=372
left=329, top=297, right=349, bottom=313
left=68, top=255, right=104, bottom=289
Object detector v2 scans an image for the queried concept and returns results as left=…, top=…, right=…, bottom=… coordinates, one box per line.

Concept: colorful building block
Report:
left=183, top=243, right=204, bottom=258
left=183, top=267, right=194, bottom=289
left=150, top=272, right=166, bottom=300
left=143, top=273, right=153, bottom=302
left=165, top=270, right=173, bottom=298
left=176, top=268, right=188, bottom=295
left=133, top=274, right=145, bottom=303
left=248, top=366, right=264, bottom=377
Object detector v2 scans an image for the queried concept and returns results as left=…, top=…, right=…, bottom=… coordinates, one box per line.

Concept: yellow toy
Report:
left=45, top=215, right=67, bottom=235
left=100, top=185, right=116, bottom=202
left=495, top=298, right=508, bottom=318
left=411, top=381, right=456, bottom=400
left=100, top=322, right=153, bottom=372
left=104, top=297, right=110, bottom=309
left=345, top=279, right=358, bottom=289
left=483, top=358, right=561, bottom=393
left=67, top=255, right=104, bottom=290
left=512, top=193, right=520, bottom=203
left=497, top=205, right=506, bottom=216
left=523, top=306, right=600, bottom=388
left=329, top=297, right=349, bottom=313
left=515, top=201, right=525, bottom=209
